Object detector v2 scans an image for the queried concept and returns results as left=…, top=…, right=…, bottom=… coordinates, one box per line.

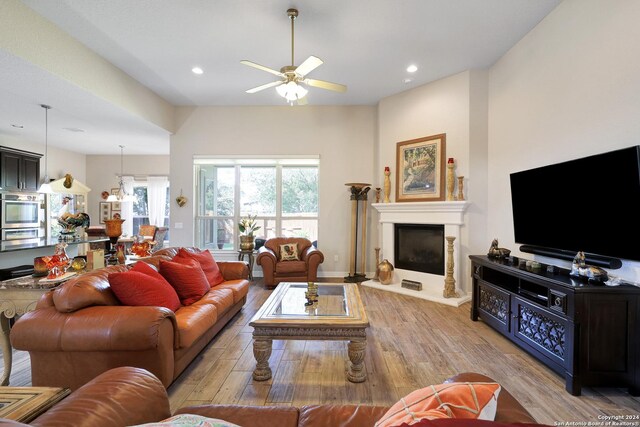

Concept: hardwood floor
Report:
left=5, top=279, right=640, bottom=423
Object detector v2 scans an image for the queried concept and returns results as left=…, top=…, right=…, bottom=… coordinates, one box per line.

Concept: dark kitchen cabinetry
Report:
left=0, top=146, right=42, bottom=192
left=470, top=255, right=639, bottom=396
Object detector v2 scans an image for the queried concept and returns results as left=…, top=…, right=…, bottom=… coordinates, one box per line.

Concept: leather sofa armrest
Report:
left=257, top=245, right=277, bottom=265
left=31, top=367, right=171, bottom=427
left=256, top=246, right=278, bottom=286
left=218, top=261, right=249, bottom=280
left=301, top=246, right=324, bottom=264
left=11, top=305, right=179, bottom=352
left=444, top=372, right=536, bottom=424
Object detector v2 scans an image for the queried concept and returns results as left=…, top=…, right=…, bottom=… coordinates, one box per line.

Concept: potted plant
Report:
left=238, top=214, right=261, bottom=250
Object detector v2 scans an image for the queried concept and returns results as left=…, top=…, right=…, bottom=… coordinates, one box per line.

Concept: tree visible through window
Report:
left=195, top=159, right=319, bottom=250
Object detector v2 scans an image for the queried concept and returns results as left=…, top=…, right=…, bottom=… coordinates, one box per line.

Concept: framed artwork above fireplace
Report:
left=395, top=133, right=446, bottom=202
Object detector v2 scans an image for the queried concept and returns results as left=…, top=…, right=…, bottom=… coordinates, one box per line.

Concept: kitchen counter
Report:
left=0, top=237, right=109, bottom=253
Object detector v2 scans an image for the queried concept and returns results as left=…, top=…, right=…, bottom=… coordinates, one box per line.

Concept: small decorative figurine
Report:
left=487, top=239, right=511, bottom=259
left=42, top=243, right=71, bottom=279
left=570, top=251, right=608, bottom=283
left=305, top=282, right=319, bottom=305
left=374, top=188, right=381, bottom=203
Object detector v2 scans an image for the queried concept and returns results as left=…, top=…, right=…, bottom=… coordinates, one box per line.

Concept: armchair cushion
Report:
left=275, top=260, right=307, bottom=274
left=279, top=243, right=299, bottom=261
left=265, top=238, right=312, bottom=260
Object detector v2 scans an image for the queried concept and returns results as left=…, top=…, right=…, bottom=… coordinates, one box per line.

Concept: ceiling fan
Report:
left=241, top=8, right=347, bottom=105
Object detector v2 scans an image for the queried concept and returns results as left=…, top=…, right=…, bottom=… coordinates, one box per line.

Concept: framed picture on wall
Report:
left=99, top=202, right=111, bottom=224
left=111, top=188, right=119, bottom=195
left=395, top=133, right=446, bottom=202
left=111, top=201, right=121, bottom=211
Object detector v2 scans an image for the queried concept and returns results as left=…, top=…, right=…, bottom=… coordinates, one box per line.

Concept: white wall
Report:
left=376, top=70, right=489, bottom=293
left=488, top=0, right=640, bottom=281
left=170, top=106, right=376, bottom=276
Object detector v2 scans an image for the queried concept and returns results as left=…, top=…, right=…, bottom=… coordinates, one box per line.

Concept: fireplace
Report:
left=365, top=201, right=470, bottom=307
left=394, top=224, right=444, bottom=275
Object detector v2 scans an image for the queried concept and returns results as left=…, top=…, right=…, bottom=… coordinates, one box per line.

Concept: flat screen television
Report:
left=509, top=145, right=640, bottom=267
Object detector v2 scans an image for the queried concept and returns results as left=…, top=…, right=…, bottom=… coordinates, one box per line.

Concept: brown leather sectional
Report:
left=10, top=247, right=249, bottom=391
left=11, top=367, right=537, bottom=426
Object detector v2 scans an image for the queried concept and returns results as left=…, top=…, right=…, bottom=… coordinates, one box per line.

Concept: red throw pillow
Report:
left=159, top=258, right=211, bottom=306
left=108, top=268, right=180, bottom=312
left=174, top=248, right=225, bottom=287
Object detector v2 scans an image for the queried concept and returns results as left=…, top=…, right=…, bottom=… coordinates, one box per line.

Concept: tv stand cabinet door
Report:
left=578, top=293, right=639, bottom=395
left=475, top=280, right=511, bottom=335
left=511, top=297, right=574, bottom=382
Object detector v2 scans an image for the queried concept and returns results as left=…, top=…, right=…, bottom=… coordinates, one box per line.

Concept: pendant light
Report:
left=38, top=104, right=53, bottom=194
left=107, top=145, right=135, bottom=202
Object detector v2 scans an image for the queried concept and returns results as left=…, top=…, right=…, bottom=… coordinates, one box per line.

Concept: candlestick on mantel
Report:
left=446, top=158, right=455, bottom=201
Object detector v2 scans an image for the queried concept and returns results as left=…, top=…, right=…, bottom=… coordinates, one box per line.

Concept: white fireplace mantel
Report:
left=363, top=201, right=471, bottom=307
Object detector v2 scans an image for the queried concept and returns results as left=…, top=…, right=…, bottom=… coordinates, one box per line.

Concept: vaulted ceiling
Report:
left=0, top=0, right=561, bottom=154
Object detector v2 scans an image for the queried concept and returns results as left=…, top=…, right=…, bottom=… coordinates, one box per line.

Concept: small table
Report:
left=237, top=250, right=256, bottom=280
left=249, top=282, right=369, bottom=383
left=0, top=276, right=70, bottom=386
left=0, top=386, right=70, bottom=423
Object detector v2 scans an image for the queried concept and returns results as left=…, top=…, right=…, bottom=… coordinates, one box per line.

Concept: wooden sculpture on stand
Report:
left=345, top=183, right=371, bottom=282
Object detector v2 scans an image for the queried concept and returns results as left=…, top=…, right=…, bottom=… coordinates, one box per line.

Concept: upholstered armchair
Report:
left=256, top=237, right=324, bottom=288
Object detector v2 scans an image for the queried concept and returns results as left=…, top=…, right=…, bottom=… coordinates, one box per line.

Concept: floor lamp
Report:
left=345, top=183, right=371, bottom=282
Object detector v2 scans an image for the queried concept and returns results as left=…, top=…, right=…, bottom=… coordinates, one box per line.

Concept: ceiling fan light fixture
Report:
left=276, top=81, right=307, bottom=102
left=109, top=145, right=135, bottom=202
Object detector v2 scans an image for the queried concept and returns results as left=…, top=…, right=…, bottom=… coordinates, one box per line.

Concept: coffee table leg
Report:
left=0, top=314, right=12, bottom=386
left=347, top=339, right=367, bottom=383
left=252, top=339, right=273, bottom=381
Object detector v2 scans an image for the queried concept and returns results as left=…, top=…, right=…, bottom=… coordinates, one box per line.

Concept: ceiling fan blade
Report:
left=295, top=56, right=323, bottom=77
left=246, top=81, right=283, bottom=94
left=240, top=60, right=284, bottom=77
left=297, top=95, right=308, bottom=106
left=304, top=78, right=347, bottom=93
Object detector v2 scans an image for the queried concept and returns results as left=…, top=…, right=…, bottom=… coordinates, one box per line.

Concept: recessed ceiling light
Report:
left=406, top=65, right=418, bottom=73
left=192, top=67, right=204, bottom=75
left=11, top=124, right=24, bottom=129
left=403, top=78, right=413, bottom=84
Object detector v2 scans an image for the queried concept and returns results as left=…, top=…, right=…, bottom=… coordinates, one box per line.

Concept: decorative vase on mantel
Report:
left=239, top=235, right=255, bottom=251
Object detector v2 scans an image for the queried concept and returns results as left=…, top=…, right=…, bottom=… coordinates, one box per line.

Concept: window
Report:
left=195, top=158, right=319, bottom=250
left=132, top=184, right=170, bottom=240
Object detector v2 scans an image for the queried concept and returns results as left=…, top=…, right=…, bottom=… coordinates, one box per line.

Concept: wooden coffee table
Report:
left=249, top=282, right=369, bottom=383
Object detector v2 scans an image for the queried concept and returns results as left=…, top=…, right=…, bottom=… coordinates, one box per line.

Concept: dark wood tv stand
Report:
left=470, top=255, right=639, bottom=396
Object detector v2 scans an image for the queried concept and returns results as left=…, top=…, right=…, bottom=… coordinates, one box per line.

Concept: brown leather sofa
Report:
left=10, top=247, right=249, bottom=391
left=256, top=237, right=324, bottom=288
left=1, top=368, right=537, bottom=426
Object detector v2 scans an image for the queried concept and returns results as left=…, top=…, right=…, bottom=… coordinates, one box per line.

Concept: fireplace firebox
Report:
left=394, top=224, right=445, bottom=276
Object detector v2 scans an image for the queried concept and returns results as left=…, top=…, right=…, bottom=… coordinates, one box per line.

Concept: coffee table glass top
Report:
left=272, top=283, right=347, bottom=317
left=250, top=282, right=368, bottom=326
